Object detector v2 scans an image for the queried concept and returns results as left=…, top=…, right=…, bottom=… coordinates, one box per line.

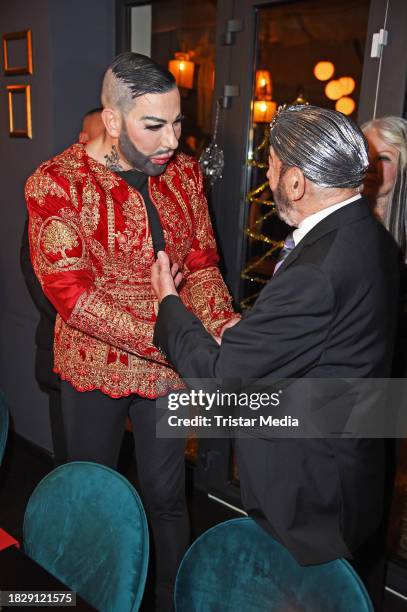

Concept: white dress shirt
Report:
left=292, top=194, right=361, bottom=246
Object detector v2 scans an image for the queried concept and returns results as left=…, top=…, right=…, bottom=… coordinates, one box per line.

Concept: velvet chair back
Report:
left=24, top=461, right=149, bottom=611
left=175, top=517, right=373, bottom=611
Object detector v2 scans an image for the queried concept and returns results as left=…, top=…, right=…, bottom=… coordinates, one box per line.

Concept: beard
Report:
left=118, top=122, right=173, bottom=176
left=274, top=178, right=296, bottom=226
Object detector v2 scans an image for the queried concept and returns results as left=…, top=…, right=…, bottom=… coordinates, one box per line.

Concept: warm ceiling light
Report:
left=314, top=61, right=335, bottom=81
left=168, top=53, right=194, bottom=89
left=325, top=80, right=343, bottom=100
left=253, top=100, right=277, bottom=123
left=335, top=97, right=356, bottom=115
left=255, top=70, right=272, bottom=100
left=338, top=76, right=355, bottom=96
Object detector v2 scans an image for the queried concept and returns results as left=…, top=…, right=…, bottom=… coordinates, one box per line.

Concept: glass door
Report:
left=198, top=0, right=407, bottom=576
left=210, top=0, right=407, bottom=300
left=242, top=0, right=370, bottom=308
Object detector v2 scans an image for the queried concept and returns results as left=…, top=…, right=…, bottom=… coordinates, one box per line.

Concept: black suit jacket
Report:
left=154, top=198, right=399, bottom=564
left=21, top=219, right=59, bottom=389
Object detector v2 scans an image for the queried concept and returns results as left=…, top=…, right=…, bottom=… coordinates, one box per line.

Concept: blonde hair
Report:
left=362, top=116, right=407, bottom=262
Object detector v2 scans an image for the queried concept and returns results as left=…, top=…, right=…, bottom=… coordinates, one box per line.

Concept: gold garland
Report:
left=240, top=125, right=279, bottom=308
left=240, top=93, right=309, bottom=309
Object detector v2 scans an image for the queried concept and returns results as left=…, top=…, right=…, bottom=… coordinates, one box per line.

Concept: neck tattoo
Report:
left=104, top=145, right=124, bottom=172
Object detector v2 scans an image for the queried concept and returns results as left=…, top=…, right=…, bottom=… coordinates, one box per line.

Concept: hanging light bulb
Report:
left=314, top=61, right=335, bottom=81
left=338, top=77, right=355, bottom=96
left=325, top=80, right=343, bottom=100
left=336, top=97, right=356, bottom=115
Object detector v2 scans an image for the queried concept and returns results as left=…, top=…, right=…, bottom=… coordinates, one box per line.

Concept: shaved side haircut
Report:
left=101, top=52, right=176, bottom=114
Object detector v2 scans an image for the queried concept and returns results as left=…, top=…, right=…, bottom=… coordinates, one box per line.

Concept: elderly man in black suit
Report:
left=151, top=105, right=399, bottom=609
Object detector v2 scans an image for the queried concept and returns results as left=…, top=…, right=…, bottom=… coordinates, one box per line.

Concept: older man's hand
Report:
left=151, top=251, right=183, bottom=303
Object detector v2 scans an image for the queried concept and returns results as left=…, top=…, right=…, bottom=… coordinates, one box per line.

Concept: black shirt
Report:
left=116, top=169, right=166, bottom=256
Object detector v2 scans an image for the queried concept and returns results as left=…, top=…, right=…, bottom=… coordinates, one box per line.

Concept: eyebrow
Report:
left=375, top=149, right=397, bottom=156
left=140, top=114, right=183, bottom=124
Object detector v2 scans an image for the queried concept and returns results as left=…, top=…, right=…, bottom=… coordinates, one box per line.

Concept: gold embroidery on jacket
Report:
left=149, top=177, right=192, bottom=268
left=118, top=188, right=152, bottom=278
left=106, top=192, right=116, bottom=256
left=26, top=145, right=235, bottom=398
left=88, top=156, right=121, bottom=191
left=25, top=172, right=69, bottom=207
left=54, top=148, right=86, bottom=210
left=181, top=267, right=234, bottom=336
left=80, top=176, right=100, bottom=235
left=69, top=287, right=163, bottom=357
left=39, top=216, right=85, bottom=270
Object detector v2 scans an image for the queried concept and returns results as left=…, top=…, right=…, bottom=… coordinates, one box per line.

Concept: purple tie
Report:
left=273, top=232, right=295, bottom=275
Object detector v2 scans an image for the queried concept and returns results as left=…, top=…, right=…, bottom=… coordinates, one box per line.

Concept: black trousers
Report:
left=60, top=381, right=189, bottom=612
left=35, top=347, right=66, bottom=466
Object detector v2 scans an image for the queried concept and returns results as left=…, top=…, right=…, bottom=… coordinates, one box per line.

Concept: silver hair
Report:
left=362, top=116, right=407, bottom=262
left=269, top=105, right=369, bottom=189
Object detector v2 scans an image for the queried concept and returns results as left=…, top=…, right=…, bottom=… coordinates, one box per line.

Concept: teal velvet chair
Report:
left=23, top=462, right=149, bottom=612
left=0, top=391, right=9, bottom=465
left=175, top=517, right=373, bottom=612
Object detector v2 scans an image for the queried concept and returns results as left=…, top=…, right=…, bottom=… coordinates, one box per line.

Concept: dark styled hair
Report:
left=101, top=52, right=176, bottom=113
left=111, top=52, right=175, bottom=97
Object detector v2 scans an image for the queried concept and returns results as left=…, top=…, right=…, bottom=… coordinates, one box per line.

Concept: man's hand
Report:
left=151, top=251, right=183, bottom=303
left=219, top=316, right=241, bottom=337
left=212, top=316, right=241, bottom=345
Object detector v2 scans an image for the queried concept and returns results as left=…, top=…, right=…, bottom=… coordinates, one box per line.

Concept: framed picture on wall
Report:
left=2, top=29, right=33, bottom=75
left=7, top=84, right=32, bottom=138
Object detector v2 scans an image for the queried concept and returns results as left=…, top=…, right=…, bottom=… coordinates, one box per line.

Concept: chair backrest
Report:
left=23, top=462, right=149, bottom=612
left=0, top=391, right=9, bottom=465
left=175, top=517, right=373, bottom=612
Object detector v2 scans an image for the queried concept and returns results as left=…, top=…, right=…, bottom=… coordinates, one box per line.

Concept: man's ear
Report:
left=78, top=131, right=89, bottom=144
left=285, top=167, right=305, bottom=201
left=102, top=108, right=122, bottom=139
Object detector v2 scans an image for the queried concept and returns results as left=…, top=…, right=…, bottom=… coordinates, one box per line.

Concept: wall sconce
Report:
left=313, top=61, right=334, bottom=81
left=253, top=100, right=277, bottom=123
left=255, top=70, right=272, bottom=100
left=168, top=52, right=195, bottom=89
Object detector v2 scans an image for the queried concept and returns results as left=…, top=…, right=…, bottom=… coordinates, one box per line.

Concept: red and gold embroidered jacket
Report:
left=25, top=144, right=235, bottom=398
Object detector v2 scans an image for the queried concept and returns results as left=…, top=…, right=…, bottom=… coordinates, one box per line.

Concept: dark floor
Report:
left=1, top=433, right=407, bottom=612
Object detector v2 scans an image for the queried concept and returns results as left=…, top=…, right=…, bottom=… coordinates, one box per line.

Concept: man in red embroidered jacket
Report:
left=25, top=52, right=237, bottom=611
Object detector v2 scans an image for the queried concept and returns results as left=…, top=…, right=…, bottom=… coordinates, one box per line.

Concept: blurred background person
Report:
left=363, top=117, right=407, bottom=597
left=363, top=117, right=407, bottom=375
left=20, top=227, right=64, bottom=465
left=362, top=116, right=407, bottom=263
left=78, top=107, right=104, bottom=143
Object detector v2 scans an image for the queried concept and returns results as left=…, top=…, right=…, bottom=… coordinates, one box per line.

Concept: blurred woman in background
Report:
left=362, top=117, right=407, bottom=596
left=362, top=116, right=407, bottom=263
